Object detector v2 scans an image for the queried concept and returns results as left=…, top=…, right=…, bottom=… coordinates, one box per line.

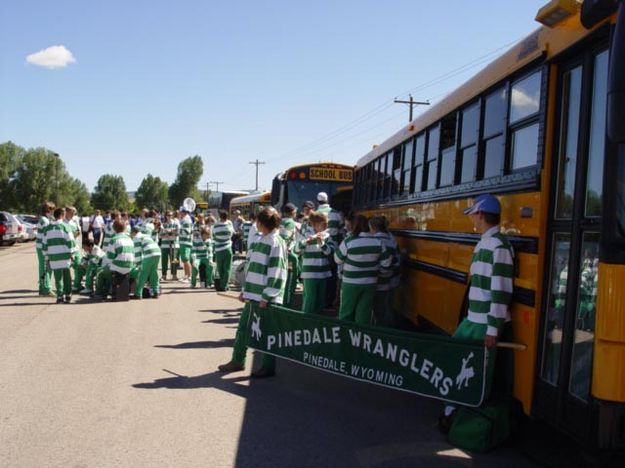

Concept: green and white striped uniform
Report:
left=178, top=216, right=193, bottom=247
left=334, top=233, right=391, bottom=285
left=106, top=233, right=135, bottom=274
left=64, top=218, right=81, bottom=253
left=212, top=221, right=234, bottom=252
left=374, top=232, right=401, bottom=291
left=86, top=245, right=105, bottom=266
left=192, top=234, right=213, bottom=261
left=133, top=233, right=145, bottom=264
left=242, top=221, right=254, bottom=247
left=42, top=221, right=76, bottom=270
left=467, top=225, right=515, bottom=337
left=317, top=203, right=344, bottom=244
left=36, top=216, right=50, bottom=250
left=160, top=221, right=179, bottom=249
left=243, top=231, right=288, bottom=303
left=279, top=218, right=298, bottom=247
left=102, top=222, right=116, bottom=250
left=134, top=232, right=161, bottom=263
left=294, top=230, right=334, bottom=279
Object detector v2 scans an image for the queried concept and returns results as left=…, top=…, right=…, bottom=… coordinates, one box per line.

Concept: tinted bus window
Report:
left=510, top=71, right=541, bottom=124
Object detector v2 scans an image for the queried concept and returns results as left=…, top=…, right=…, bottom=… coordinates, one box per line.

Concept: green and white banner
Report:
left=247, top=304, right=494, bottom=406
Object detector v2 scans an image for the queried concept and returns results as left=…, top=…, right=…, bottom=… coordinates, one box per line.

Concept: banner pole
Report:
left=496, top=342, right=527, bottom=351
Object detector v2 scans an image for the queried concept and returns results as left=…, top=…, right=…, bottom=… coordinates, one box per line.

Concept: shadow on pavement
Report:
left=0, top=302, right=49, bottom=307
left=0, top=289, right=38, bottom=294
left=133, top=370, right=250, bottom=393
left=201, top=317, right=240, bottom=325
left=154, top=338, right=235, bottom=349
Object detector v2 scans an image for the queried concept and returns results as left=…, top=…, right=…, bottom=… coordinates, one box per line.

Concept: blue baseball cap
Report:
left=463, top=194, right=501, bottom=215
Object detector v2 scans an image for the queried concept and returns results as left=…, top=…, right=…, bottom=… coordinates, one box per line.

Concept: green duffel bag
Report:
left=448, top=397, right=520, bottom=453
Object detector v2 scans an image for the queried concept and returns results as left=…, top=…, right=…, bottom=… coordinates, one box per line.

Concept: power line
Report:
left=209, top=180, right=224, bottom=192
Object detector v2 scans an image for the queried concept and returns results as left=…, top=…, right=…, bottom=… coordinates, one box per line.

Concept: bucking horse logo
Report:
left=251, top=313, right=262, bottom=341
left=455, top=352, right=475, bottom=390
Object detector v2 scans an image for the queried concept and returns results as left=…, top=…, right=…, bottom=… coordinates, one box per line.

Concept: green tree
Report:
left=168, top=155, right=203, bottom=208
left=135, top=174, right=169, bottom=211
left=69, top=178, right=92, bottom=214
left=0, top=142, right=26, bottom=208
left=91, top=174, right=129, bottom=211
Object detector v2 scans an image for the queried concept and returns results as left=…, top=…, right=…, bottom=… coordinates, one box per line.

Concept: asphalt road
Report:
left=0, top=242, right=537, bottom=467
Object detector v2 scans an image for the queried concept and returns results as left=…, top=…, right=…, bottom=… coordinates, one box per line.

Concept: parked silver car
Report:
left=16, top=215, right=38, bottom=242
left=0, top=211, right=21, bottom=246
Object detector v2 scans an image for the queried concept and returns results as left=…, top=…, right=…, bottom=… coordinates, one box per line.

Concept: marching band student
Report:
left=241, top=213, right=255, bottom=253
left=36, top=201, right=55, bottom=296
left=218, top=207, right=288, bottom=378
left=334, top=214, right=391, bottom=324
left=191, top=227, right=214, bottom=288
left=279, top=203, right=300, bottom=307
left=131, top=226, right=161, bottom=299
left=177, top=208, right=194, bottom=283
left=160, top=211, right=179, bottom=281
left=80, top=239, right=104, bottom=295
left=369, top=216, right=401, bottom=327
left=101, top=211, right=120, bottom=252
left=43, top=207, right=76, bottom=304
left=245, top=213, right=259, bottom=253
left=295, top=212, right=334, bottom=314
left=315, top=192, right=344, bottom=245
left=64, top=206, right=83, bottom=292
left=96, top=219, right=135, bottom=301
left=212, top=210, right=235, bottom=291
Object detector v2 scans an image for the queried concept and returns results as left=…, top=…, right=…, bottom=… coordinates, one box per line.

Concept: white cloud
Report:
left=26, top=45, right=76, bottom=69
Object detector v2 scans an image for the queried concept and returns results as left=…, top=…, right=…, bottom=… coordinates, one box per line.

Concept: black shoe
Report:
left=250, top=367, right=276, bottom=379
left=56, top=297, right=64, bottom=304
left=64, top=295, right=72, bottom=304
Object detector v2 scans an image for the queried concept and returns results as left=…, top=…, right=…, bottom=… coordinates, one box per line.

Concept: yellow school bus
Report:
left=271, top=162, right=353, bottom=213
left=352, top=0, right=625, bottom=448
left=229, top=191, right=271, bottom=218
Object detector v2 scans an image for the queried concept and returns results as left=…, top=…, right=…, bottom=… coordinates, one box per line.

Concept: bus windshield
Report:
left=286, top=180, right=344, bottom=209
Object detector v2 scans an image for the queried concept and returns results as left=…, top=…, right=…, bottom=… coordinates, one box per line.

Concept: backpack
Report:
left=448, top=397, right=521, bottom=453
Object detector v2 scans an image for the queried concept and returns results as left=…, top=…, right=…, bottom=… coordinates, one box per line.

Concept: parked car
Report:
left=16, top=215, right=38, bottom=241
left=0, top=211, right=21, bottom=246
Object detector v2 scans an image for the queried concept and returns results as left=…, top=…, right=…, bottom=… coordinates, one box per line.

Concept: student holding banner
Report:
left=369, top=216, right=401, bottom=327
left=440, top=194, right=515, bottom=432
left=218, top=207, right=288, bottom=379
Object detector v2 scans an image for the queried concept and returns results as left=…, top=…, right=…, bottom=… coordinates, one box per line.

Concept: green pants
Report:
left=71, top=252, right=83, bottom=291
left=161, top=247, right=178, bottom=277
left=179, top=245, right=191, bottom=263
left=52, top=268, right=72, bottom=298
left=453, top=319, right=488, bottom=340
left=37, top=248, right=51, bottom=294
left=215, top=249, right=233, bottom=291
left=135, top=256, right=160, bottom=298
left=232, top=303, right=275, bottom=371
left=96, top=267, right=112, bottom=297
left=302, top=278, right=326, bottom=314
left=191, top=258, right=214, bottom=287
left=85, top=263, right=99, bottom=290
left=284, top=252, right=300, bottom=307
left=339, top=282, right=376, bottom=325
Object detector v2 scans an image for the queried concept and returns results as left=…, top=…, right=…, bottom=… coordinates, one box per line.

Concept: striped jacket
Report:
left=133, top=233, right=161, bottom=264
left=160, top=221, right=179, bottom=249
left=374, top=232, right=401, bottom=291
left=85, top=245, right=105, bottom=266
left=242, top=221, right=254, bottom=247
left=279, top=217, right=299, bottom=248
left=178, top=216, right=193, bottom=247
left=36, top=216, right=50, bottom=250
left=42, top=220, right=76, bottom=270
left=243, top=230, right=288, bottom=303
left=213, top=221, right=234, bottom=252
left=102, top=222, right=116, bottom=251
left=317, top=204, right=344, bottom=244
left=106, top=233, right=135, bottom=274
left=192, top=235, right=213, bottom=261
left=64, top=218, right=81, bottom=253
left=467, top=225, right=515, bottom=337
left=294, top=230, right=335, bottom=279
left=334, top=233, right=391, bottom=285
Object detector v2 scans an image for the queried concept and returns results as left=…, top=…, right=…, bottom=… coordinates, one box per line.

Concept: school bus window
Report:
left=510, top=70, right=541, bottom=124
left=459, top=102, right=480, bottom=183
left=392, top=147, right=402, bottom=197
left=585, top=50, right=609, bottom=218
left=400, top=138, right=414, bottom=196
left=439, top=147, right=455, bottom=187
left=425, top=126, right=439, bottom=191
left=411, top=133, right=426, bottom=194
left=377, top=156, right=386, bottom=200
left=484, top=86, right=507, bottom=139
left=439, top=113, right=457, bottom=187
left=556, top=66, right=583, bottom=218
left=384, top=151, right=393, bottom=199
left=484, top=135, right=505, bottom=178
left=511, top=123, right=540, bottom=170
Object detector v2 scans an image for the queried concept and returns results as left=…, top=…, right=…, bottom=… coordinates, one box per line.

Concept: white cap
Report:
left=317, top=192, right=328, bottom=202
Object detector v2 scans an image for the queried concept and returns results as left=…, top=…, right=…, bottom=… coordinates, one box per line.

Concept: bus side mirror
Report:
left=271, top=178, right=281, bottom=207
left=608, top=2, right=625, bottom=143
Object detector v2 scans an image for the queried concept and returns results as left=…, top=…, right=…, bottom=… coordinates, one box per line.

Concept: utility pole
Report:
left=249, top=159, right=265, bottom=191
left=209, top=181, right=224, bottom=192
left=394, top=94, right=430, bottom=122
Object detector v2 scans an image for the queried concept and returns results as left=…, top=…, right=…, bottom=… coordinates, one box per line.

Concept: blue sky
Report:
left=0, top=0, right=547, bottom=192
